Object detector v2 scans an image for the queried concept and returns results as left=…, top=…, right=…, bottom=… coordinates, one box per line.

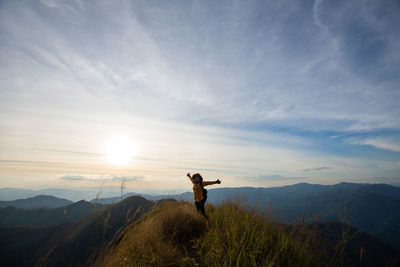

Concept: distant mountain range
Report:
left=0, top=199, right=105, bottom=227
left=1, top=181, right=399, bottom=201
left=90, top=192, right=182, bottom=204
left=1, top=182, right=400, bottom=250
left=0, top=187, right=142, bottom=202
left=74, top=182, right=400, bottom=250
left=0, top=195, right=72, bottom=209
left=200, top=182, right=400, bottom=249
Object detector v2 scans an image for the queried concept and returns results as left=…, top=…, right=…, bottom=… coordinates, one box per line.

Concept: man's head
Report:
left=192, top=173, right=203, bottom=184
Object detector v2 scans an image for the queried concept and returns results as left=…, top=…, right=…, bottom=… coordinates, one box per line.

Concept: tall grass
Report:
left=194, top=203, right=318, bottom=267
left=93, top=182, right=105, bottom=212
left=101, top=201, right=320, bottom=267
left=120, top=179, right=127, bottom=201
left=102, top=201, right=205, bottom=266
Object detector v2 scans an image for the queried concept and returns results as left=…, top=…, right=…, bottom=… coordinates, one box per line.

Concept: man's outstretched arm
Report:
left=202, top=179, right=221, bottom=186
left=187, top=173, right=195, bottom=184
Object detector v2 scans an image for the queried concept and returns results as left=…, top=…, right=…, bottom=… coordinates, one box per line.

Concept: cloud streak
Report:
left=243, top=174, right=306, bottom=181
left=302, top=167, right=332, bottom=172
left=346, top=137, right=400, bottom=152
left=59, top=175, right=144, bottom=182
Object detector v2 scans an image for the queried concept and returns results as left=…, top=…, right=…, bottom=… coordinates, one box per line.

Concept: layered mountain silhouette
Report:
left=0, top=200, right=103, bottom=227
left=0, top=196, right=156, bottom=266
left=0, top=195, right=72, bottom=209
left=90, top=182, right=400, bottom=249
left=1, top=182, right=399, bottom=266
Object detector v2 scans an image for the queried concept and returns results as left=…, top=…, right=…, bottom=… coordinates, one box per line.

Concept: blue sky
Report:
left=0, top=0, right=399, bottom=192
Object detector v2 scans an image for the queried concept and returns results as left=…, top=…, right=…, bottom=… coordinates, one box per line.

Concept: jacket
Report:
left=189, top=177, right=216, bottom=202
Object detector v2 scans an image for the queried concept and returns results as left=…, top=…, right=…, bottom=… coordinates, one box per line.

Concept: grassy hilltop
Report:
left=99, top=201, right=399, bottom=267
left=100, top=201, right=317, bottom=266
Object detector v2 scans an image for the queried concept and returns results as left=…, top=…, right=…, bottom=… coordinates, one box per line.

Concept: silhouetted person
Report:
left=187, top=172, right=221, bottom=218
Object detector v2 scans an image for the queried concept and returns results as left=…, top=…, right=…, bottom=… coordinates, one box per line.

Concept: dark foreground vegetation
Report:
left=1, top=196, right=399, bottom=267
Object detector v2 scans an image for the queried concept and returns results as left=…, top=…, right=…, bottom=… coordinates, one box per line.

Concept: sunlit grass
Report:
left=101, top=201, right=320, bottom=266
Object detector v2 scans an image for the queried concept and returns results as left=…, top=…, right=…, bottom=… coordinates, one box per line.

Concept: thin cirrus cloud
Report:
left=59, top=175, right=144, bottom=182
left=0, top=0, right=398, bottom=130
left=302, top=167, right=332, bottom=172
left=0, top=0, right=399, bottom=189
left=346, top=137, right=400, bottom=153
left=243, top=174, right=305, bottom=182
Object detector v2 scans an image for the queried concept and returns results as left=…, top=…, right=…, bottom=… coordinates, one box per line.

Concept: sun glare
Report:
left=103, top=137, right=136, bottom=166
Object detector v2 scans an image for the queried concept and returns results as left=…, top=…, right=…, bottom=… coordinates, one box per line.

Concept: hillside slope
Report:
left=0, top=224, right=66, bottom=266
left=0, top=196, right=156, bottom=267
left=36, top=196, right=156, bottom=266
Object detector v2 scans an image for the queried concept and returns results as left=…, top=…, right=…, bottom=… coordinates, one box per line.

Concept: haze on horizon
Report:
left=1, top=0, right=400, bottom=193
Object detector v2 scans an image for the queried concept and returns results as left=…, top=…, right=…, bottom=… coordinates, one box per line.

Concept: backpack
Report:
left=202, top=187, right=208, bottom=202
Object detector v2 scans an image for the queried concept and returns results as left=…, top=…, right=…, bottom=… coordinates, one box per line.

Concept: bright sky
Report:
left=1, top=0, right=399, bottom=192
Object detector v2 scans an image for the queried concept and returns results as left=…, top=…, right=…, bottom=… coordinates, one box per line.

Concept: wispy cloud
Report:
left=1, top=0, right=399, bottom=132
left=242, top=174, right=305, bottom=181
left=59, top=174, right=144, bottom=182
left=59, top=175, right=85, bottom=181
left=302, top=167, right=332, bottom=172
left=346, top=137, right=400, bottom=152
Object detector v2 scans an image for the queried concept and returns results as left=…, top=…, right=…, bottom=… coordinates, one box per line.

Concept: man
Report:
left=187, top=172, right=221, bottom=218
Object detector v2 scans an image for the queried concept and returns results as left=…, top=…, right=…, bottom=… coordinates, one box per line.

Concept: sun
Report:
left=103, top=136, right=136, bottom=166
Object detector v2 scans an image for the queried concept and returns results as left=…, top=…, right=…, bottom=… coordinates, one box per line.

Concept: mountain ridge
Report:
left=2, top=182, right=399, bottom=249
left=0, top=195, right=73, bottom=209
left=0, top=199, right=104, bottom=227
